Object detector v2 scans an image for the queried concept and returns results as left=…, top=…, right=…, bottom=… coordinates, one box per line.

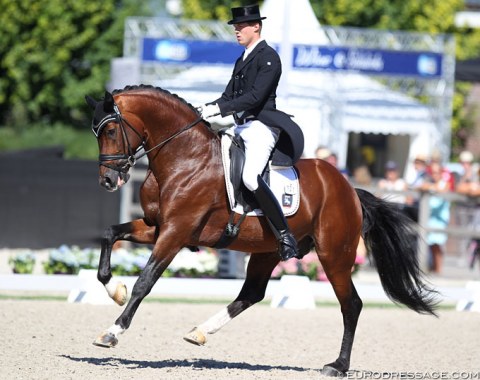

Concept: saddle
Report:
left=228, top=133, right=263, bottom=212
left=215, top=129, right=300, bottom=248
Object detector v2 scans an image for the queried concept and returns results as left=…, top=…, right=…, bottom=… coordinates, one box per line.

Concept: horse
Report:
left=85, top=85, right=437, bottom=377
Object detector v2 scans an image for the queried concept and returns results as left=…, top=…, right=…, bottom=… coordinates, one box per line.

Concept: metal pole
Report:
left=417, top=192, right=430, bottom=271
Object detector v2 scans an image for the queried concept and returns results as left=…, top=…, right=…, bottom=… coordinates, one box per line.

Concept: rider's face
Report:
left=233, top=22, right=260, bottom=48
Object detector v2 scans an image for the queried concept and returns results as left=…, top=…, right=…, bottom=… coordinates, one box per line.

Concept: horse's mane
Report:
left=112, top=84, right=201, bottom=116
left=111, top=84, right=216, bottom=135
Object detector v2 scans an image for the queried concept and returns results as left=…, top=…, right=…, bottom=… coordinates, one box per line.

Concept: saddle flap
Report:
left=221, top=133, right=300, bottom=217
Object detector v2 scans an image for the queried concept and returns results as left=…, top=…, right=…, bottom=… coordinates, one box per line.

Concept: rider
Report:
left=200, top=4, right=305, bottom=261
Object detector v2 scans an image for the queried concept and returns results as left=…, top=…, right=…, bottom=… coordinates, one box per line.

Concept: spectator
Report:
left=405, top=154, right=429, bottom=222
left=315, top=146, right=331, bottom=160
left=420, top=161, right=451, bottom=274
left=352, top=165, right=372, bottom=186
left=429, top=151, right=455, bottom=191
left=378, top=160, right=407, bottom=206
left=315, top=146, right=349, bottom=180
left=456, top=154, right=480, bottom=271
left=408, top=154, right=429, bottom=190
left=456, top=150, right=478, bottom=194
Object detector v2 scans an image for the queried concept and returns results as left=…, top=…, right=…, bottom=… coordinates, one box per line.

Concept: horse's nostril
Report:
left=100, top=176, right=114, bottom=190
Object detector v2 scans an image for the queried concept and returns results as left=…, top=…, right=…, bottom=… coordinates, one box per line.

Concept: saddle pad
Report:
left=221, top=132, right=300, bottom=217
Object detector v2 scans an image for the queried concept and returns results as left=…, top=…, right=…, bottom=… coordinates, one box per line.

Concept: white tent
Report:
left=153, top=0, right=440, bottom=179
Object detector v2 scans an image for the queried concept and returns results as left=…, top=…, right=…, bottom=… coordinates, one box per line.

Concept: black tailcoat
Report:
left=214, top=40, right=304, bottom=166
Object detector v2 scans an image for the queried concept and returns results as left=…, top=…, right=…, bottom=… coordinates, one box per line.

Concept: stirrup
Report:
left=277, top=231, right=299, bottom=261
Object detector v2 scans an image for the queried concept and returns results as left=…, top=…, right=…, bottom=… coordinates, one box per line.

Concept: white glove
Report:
left=200, top=103, right=220, bottom=119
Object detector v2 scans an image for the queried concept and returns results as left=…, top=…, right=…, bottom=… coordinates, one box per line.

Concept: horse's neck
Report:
left=146, top=118, right=222, bottom=175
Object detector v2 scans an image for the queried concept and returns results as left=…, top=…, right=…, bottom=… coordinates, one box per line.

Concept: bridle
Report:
left=93, top=100, right=203, bottom=177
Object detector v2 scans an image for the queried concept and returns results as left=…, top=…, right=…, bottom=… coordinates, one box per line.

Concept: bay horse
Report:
left=85, top=85, right=437, bottom=377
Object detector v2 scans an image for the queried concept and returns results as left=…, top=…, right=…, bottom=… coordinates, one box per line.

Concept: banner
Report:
left=292, top=45, right=443, bottom=78
left=142, top=38, right=242, bottom=65
left=141, top=38, right=443, bottom=78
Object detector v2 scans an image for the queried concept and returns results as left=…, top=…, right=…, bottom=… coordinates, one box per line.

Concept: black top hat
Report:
left=227, top=4, right=266, bottom=25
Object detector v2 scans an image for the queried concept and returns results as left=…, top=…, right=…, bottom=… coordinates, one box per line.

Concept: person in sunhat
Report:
left=199, top=4, right=305, bottom=261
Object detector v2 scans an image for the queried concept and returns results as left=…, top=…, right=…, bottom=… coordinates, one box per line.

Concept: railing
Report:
left=360, top=186, right=480, bottom=270
left=120, top=168, right=480, bottom=270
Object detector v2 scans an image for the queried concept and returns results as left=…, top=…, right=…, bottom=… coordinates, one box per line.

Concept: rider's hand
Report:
left=200, top=103, right=220, bottom=119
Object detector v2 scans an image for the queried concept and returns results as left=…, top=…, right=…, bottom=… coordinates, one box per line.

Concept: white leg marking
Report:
left=105, top=280, right=117, bottom=298
left=107, top=324, right=125, bottom=337
left=198, top=307, right=233, bottom=335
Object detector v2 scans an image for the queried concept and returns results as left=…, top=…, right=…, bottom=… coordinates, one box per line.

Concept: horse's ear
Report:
left=85, top=95, right=97, bottom=110
left=103, top=91, right=114, bottom=112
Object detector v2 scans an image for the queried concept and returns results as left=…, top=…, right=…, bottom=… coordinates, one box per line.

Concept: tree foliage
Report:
left=310, top=0, right=464, bottom=34
left=181, top=0, right=248, bottom=21
left=0, top=0, right=151, bottom=127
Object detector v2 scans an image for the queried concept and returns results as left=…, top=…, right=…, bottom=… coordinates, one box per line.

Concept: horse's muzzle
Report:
left=99, top=170, right=130, bottom=192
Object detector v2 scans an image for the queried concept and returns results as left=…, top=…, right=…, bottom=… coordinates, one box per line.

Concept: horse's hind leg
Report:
left=322, top=268, right=363, bottom=376
left=184, top=252, right=279, bottom=345
left=98, top=219, right=157, bottom=305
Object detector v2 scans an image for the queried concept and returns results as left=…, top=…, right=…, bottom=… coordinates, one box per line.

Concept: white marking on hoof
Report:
left=93, top=331, right=118, bottom=348
left=105, top=280, right=127, bottom=306
left=183, top=327, right=207, bottom=346
left=93, top=324, right=124, bottom=348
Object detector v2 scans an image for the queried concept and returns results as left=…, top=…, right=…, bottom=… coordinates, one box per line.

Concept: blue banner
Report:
left=142, top=38, right=242, bottom=65
left=141, top=38, right=443, bottom=78
left=292, top=45, right=443, bottom=78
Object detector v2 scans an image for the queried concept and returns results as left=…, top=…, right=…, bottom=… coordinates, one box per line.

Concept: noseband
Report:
left=93, top=100, right=203, bottom=176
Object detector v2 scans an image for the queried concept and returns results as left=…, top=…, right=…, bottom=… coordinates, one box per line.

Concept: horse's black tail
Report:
left=356, top=188, right=438, bottom=316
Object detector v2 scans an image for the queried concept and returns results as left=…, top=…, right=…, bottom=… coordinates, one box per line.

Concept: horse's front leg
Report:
left=184, top=252, right=279, bottom=345
left=93, top=236, right=178, bottom=348
left=98, top=219, right=157, bottom=306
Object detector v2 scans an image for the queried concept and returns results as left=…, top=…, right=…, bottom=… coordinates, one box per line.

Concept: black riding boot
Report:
left=253, top=175, right=299, bottom=261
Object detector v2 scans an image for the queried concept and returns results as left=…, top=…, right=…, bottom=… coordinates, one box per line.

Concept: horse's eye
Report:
left=106, top=128, right=116, bottom=139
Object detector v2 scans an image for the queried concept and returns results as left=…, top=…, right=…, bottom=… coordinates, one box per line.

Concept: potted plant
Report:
left=9, top=251, right=36, bottom=274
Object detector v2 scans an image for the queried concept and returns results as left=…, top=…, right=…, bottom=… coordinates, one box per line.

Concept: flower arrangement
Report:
left=43, top=245, right=98, bottom=274
left=271, top=251, right=365, bottom=281
left=8, top=251, right=36, bottom=274
left=39, top=245, right=219, bottom=277
left=271, top=252, right=322, bottom=281
left=110, top=247, right=150, bottom=276
left=167, top=248, right=219, bottom=278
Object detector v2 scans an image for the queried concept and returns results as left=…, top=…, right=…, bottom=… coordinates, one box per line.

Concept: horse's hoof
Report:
left=322, top=365, right=346, bottom=377
left=93, top=332, right=118, bottom=348
left=183, top=328, right=206, bottom=346
left=112, top=282, right=127, bottom=306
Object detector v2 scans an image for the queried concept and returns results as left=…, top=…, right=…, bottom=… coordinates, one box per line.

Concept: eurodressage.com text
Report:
left=346, top=372, right=480, bottom=379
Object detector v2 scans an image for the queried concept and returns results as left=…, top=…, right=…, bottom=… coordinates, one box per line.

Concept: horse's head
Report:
left=85, top=91, right=144, bottom=192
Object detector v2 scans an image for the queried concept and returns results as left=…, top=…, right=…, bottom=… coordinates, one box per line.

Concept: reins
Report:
left=96, top=100, right=203, bottom=174
left=136, top=115, right=203, bottom=160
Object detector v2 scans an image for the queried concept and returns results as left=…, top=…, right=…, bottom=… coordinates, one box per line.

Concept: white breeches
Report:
left=233, top=120, right=278, bottom=191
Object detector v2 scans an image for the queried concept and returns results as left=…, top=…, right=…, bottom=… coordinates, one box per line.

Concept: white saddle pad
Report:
left=221, top=132, right=300, bottom=217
